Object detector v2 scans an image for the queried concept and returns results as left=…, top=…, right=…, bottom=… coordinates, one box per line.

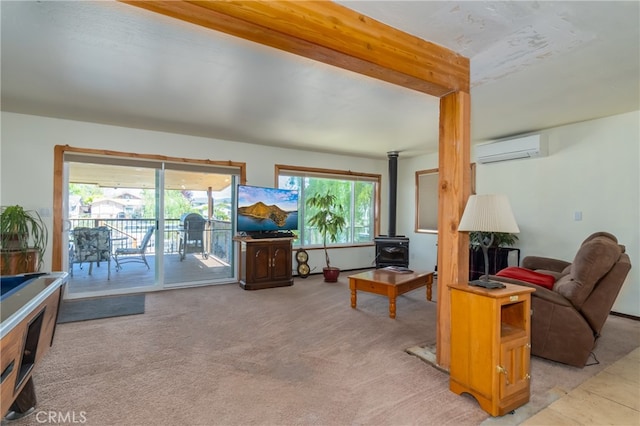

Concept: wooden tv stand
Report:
left=234, top=237, right=293, bottom=290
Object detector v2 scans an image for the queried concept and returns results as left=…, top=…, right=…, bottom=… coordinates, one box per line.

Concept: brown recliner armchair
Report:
left=489, top=232, right=631, bottom=367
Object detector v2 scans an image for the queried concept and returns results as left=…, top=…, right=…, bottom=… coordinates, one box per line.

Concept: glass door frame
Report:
left=52, top=145, right=246, bottom=299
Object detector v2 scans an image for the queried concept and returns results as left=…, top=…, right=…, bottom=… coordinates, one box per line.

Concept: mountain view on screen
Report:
left=237, top=185, right=298, bottom=232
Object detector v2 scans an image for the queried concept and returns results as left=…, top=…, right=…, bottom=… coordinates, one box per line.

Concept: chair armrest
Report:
left=522, top=256, right=571, bottom=273
left=488, top=275, right=573, bottom=307
left=529, top=285, right=573, bottom=307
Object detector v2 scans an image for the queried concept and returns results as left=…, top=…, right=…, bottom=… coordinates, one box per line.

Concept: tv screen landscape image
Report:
left=237, top=185, right=299, bottom=233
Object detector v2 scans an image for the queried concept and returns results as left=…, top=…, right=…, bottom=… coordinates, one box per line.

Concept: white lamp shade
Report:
left=458, top=194, right=520, bottom=233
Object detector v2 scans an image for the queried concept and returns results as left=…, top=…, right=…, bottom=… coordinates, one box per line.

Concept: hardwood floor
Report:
left=522, top=347, right=640, bottom=425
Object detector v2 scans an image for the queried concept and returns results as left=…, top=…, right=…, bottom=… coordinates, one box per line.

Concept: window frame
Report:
left=275, top=164, right=381, bottom=248
left=415, top=163, right=476, bottom=233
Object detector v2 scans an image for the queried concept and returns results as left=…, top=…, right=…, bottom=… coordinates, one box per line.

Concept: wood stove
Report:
left=375, top=236, right=409, bottom=268
left=375, top=152, right=409, bottom=268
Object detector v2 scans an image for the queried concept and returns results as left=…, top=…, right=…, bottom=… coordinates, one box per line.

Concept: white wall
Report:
left=400, top=110, right=640, bottom=316
left=477, top=111, right=639, bottom=315
left=0, top=112, right=386, bottom=275
left=3, top=110, right=638, bottom=315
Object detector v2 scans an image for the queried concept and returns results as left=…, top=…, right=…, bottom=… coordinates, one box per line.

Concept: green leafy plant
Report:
left=469, top=231, right=518, bottom=251
left=306, top=191, right=347, bottom=269
left=1, top=205, right=48, bottom=270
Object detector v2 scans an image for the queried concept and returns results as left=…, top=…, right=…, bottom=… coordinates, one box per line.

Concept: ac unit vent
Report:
left=475, top=134, right=547, bottom=164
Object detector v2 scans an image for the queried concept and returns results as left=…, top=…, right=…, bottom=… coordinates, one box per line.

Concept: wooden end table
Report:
left=348, top=269, right=434, bottom=319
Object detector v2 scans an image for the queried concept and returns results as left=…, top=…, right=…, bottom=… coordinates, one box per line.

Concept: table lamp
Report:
left=458, top=194, right=520, bottom=288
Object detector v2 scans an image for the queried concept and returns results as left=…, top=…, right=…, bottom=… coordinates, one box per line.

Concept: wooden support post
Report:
left=436, top=91, right=471, bottom=370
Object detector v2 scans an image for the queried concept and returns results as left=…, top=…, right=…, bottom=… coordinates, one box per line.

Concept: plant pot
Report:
left=323, top=267, right=340, bottom=282
left=0, top=249, right=39, bottom=275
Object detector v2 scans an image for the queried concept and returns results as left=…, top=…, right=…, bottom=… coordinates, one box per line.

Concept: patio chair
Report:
left=114, top=226, right=154, bottom=270
left=178, top=213, right=207, bottom=261
left=70, top=226, right=112, bottom=280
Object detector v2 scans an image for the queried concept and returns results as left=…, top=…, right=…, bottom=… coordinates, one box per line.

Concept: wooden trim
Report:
left=51, top=145, right=246, bottom=271
left=119, top=0, right=469, bottom=97
left=52, top=146, right=65, bottom=271
left=275, top=164, right=380, bottom=181
left=57, top=145, right=246, bottom=171
left=374, top=178, right=381, bottom=238
left=415, top=168, right=439, bottom=175
left=470, top=163, right=476, bottom=195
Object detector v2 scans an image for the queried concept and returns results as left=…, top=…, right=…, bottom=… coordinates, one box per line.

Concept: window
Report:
left=276, top=165, right=380, bottom=247
left=415, top=168, right=439, bottom=233
left=415, top=163, right=476, bottom=233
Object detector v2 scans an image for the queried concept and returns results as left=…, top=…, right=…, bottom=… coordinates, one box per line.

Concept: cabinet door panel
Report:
left=499, top=335, right=530, bottom=399
left=249, top=246, right=271, bottom=282
left=270, top=244, right=291, bottom=281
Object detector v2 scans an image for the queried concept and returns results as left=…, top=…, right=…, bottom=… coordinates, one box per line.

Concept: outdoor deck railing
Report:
left=69, top=218, right=233, bottom=264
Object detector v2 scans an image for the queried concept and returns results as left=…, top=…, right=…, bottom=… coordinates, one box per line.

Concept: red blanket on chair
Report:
left=495, top=266, right=555, bottom=289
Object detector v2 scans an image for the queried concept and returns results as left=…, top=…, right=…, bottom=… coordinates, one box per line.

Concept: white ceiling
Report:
left=2, top=1, right=638, bottom=160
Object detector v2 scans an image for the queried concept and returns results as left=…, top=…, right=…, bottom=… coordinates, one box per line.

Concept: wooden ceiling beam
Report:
left=119, top=0, right=469, bottom=97
left=117, top=0, right=471, bottom=371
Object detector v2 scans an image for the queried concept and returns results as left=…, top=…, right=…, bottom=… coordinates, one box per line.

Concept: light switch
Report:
left=574, top=211, right=582, bottom=221
left=38, top=208, right=51, bottom=217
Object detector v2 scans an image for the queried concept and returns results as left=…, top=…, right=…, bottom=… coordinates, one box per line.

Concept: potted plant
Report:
left=306, top=191, right=347, bottom=282
left=469, top=231, right=518, bottom=250
left=469, top=231, right=519, bottom=280
left=1, top=205, right=48, bottom=274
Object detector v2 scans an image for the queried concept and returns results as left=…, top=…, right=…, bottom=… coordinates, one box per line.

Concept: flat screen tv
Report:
left=236, top=185, right=299, bottom=236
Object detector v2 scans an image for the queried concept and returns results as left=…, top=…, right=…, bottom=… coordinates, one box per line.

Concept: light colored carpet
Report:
left=12, top=272, right=640, bottom=425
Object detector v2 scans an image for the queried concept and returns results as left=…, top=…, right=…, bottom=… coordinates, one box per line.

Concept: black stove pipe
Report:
left=387, top=151, right=398, bottom=237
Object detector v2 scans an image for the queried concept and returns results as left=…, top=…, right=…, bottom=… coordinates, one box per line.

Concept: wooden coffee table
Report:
left=348, top=269, right=434, bottom=319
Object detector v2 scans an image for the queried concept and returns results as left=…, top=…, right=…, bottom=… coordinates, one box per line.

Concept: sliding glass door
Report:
left=162, top=166, right=234, bottom=287
left=65, top=157, right=160, bottom=297
left=63, top=153, right=237, bottom=298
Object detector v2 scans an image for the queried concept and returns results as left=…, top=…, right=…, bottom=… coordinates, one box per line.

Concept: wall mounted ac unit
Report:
left=475, top=134, right=547, bottom=164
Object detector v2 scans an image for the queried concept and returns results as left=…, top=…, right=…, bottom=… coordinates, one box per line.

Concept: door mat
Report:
left=57, top=294, right=145, bottom=323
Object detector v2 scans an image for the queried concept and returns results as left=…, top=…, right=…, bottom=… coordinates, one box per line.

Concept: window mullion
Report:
left=350, top=181, right=356, bottom=244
